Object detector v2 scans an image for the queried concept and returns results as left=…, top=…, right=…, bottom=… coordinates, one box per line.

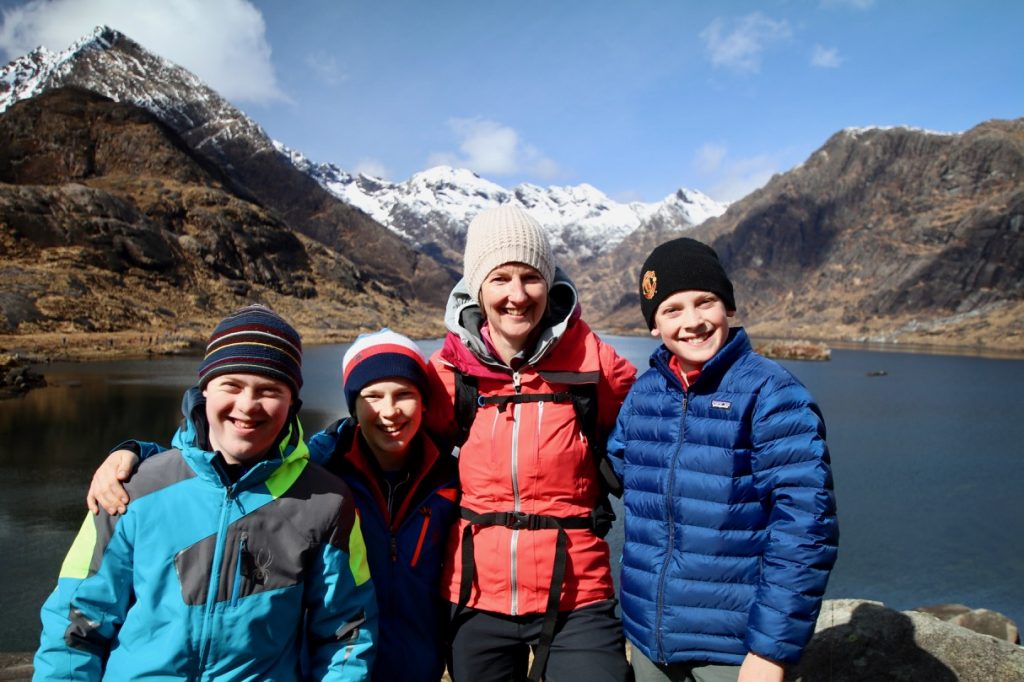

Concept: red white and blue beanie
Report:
left=342, top=329, right=429, bottom=413
left=198, top=304, right=303, bottom=396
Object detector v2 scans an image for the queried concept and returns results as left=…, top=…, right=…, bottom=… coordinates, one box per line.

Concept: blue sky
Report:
left=1, top=0, right=1022, bottom=203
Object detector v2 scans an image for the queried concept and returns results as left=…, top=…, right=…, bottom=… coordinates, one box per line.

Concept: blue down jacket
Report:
left=607, top=328, right=838, bottom=666
left=309, top=419, right=460, bottom=682
left=35, top=388, right=378, bottom=681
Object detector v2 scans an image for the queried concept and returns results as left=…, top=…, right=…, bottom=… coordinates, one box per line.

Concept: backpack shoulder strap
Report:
left=452, top=370, right=479, bottom=448
left=565, top=382, right=622, bottom=498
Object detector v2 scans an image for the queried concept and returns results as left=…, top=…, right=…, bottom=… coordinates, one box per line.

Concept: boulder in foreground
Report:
left=790, top=599, right=1024, bottom=682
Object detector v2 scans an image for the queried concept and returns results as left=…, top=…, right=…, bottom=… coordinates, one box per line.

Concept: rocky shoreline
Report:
left=754, top=339, right=832, bottom=361
left=3, top=600, right=1020, bottom=681
left=0, top=353, right=46, bottom=399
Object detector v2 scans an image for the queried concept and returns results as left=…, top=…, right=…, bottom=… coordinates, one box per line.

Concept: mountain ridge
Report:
left=587, top=118, right=1024, bottom=350
left=1, top=26, right=1022, bottom=356
left=2, top=26, right=725, bottom=286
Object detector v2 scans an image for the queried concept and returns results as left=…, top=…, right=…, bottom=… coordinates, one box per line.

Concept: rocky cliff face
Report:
left=0, top=87, right=443, bottom=343
left=594, top=120, right=1024, bottom=352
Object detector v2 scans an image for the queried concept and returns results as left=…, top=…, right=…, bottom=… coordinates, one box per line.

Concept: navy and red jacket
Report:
left=309, top=419, right=459, bottom=682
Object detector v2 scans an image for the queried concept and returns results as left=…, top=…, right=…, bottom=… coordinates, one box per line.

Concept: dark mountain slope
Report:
left=0, top=87, right=441, bottom=344
left=594, top=120, right=1024, bottom=351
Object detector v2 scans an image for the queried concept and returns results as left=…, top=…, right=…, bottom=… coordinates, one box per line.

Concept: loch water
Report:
left=1, top=335, right=1022, bottom=652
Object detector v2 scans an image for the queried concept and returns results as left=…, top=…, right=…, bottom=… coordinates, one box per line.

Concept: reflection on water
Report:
left=2, top=335, right=1023, bottom=653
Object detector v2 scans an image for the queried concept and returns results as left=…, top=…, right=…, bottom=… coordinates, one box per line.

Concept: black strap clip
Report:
left=503, top=511, right=533, bottom=530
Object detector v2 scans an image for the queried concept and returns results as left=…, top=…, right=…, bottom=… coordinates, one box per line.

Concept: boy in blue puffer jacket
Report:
left=607, top=238, right=838, bottom=682
left=35, top=305, right=377, bottom=681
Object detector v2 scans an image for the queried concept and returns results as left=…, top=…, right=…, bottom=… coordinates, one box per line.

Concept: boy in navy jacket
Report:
left=607, top=238, right=838, bottom=682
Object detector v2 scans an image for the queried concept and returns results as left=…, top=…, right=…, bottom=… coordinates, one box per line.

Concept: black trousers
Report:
left=447, top=599, right=633, bottom=682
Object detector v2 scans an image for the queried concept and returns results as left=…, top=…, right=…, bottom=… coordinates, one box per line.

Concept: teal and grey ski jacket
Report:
left=34, top=388, right=377, bottom=680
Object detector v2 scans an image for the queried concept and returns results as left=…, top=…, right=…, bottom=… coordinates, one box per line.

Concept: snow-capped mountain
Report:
left=2, top=25, right=726, bottom=273
left=1, top=26, right=271, bottom=160
left=280, top=143, right=726, bottom=264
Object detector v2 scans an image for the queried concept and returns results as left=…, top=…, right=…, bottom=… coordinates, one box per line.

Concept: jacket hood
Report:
left=171, top=386, right=309, bottom=489
left=443, top=266, right=582, bottom=371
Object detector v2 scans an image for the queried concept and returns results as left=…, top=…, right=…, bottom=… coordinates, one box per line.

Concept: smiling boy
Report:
left=608, top=238, right=839, bottom=682
left=34, top=305, right=377, bottom=681
left=307, top=329, right=459, bottom=681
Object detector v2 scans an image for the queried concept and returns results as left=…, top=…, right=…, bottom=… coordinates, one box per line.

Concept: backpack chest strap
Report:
left=475, top=390, right=573, bottom=413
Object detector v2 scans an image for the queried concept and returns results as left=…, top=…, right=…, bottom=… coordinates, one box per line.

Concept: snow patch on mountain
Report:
left=278, top=143, right=727, bottom=258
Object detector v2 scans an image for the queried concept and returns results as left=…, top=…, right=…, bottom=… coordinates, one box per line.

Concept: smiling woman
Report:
left=477, top=263, right=550, bottom=363
left=433, top=205, right=637, bottom=682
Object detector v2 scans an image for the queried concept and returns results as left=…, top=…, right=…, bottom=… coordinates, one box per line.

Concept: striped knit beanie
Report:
left=198, top=304, right=303, bottom=396
left=342, top=329, right=429, bottom=413
left=463, top=204, right=555, bottom=303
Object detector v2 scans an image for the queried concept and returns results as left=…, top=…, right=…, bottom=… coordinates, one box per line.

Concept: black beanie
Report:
left=638, top=237, right=736, bottom=329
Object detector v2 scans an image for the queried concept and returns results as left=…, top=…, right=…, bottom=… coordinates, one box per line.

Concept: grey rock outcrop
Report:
left=916, top=603, right=1021, bottom=645
left=789, top=599, right=1024, bottom=682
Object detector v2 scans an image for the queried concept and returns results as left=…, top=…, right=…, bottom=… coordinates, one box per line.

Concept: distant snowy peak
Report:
left=657, top=188, right=731, bottom=227
left=0, top=25, right=272, bottom=156
left=280, top=140, right=727, bottom=258
left=841, top=125, right=960, bottom=139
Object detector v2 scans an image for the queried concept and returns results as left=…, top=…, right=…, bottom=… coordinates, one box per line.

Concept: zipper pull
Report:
left=512, top=370, right=522, bottom=394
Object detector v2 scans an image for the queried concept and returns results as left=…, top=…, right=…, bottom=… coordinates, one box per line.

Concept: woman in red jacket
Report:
left=431, top=205, right=636, bottom=682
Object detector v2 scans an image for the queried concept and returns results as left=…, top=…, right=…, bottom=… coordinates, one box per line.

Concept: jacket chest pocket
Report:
left=223, top=526, right=305, bottom=606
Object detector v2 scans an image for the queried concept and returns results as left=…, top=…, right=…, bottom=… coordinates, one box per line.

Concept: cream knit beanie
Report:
left=462, top=205, right=556, bottom=302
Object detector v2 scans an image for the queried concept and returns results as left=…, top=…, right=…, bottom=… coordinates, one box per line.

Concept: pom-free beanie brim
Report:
left=638, top=237, right=736, bottom=329
left=198, top=305, right=303, bottom=396
left=341, top=329, right=429, bottom=413
left=463, top=205, right=555, bottom=302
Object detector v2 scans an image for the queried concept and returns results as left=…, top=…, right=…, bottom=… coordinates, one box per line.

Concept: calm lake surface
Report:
left=1, top=335, right=1022, bottom=652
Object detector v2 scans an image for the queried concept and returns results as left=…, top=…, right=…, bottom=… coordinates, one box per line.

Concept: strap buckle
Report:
left=505, top=511, right=532, bottom=530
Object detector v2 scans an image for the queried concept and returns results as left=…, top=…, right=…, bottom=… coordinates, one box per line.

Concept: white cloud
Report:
left=693, top=144, right=781, bottom=202
left=700, top=12, right=793, bottom=73
left=353, top=158, right=389, bottom=180
left=695, top=143, right=728, bottom=175
left=428, top=117, right=560, bottom=179
left=0, top=0, right=285, bottom=104
left=821, top=0, right=875, bottom=9
left=305, top=50, right=346, bottom=87
left=811, top=44, right=843, bottom=68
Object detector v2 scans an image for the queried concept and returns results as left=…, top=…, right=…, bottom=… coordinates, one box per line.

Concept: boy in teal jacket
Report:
left=34, top=305, right=377, bottom=681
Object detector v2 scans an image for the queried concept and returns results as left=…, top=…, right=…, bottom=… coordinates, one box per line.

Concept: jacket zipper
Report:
left=410, top=507, right=431, bottom=567
left=194, top=483, right=236, bottom=678
left=509, top=369, right=522, bottom=615
left=230, top=533, right=248, bottom=607
left=655, top=395, right=687, bottom=664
